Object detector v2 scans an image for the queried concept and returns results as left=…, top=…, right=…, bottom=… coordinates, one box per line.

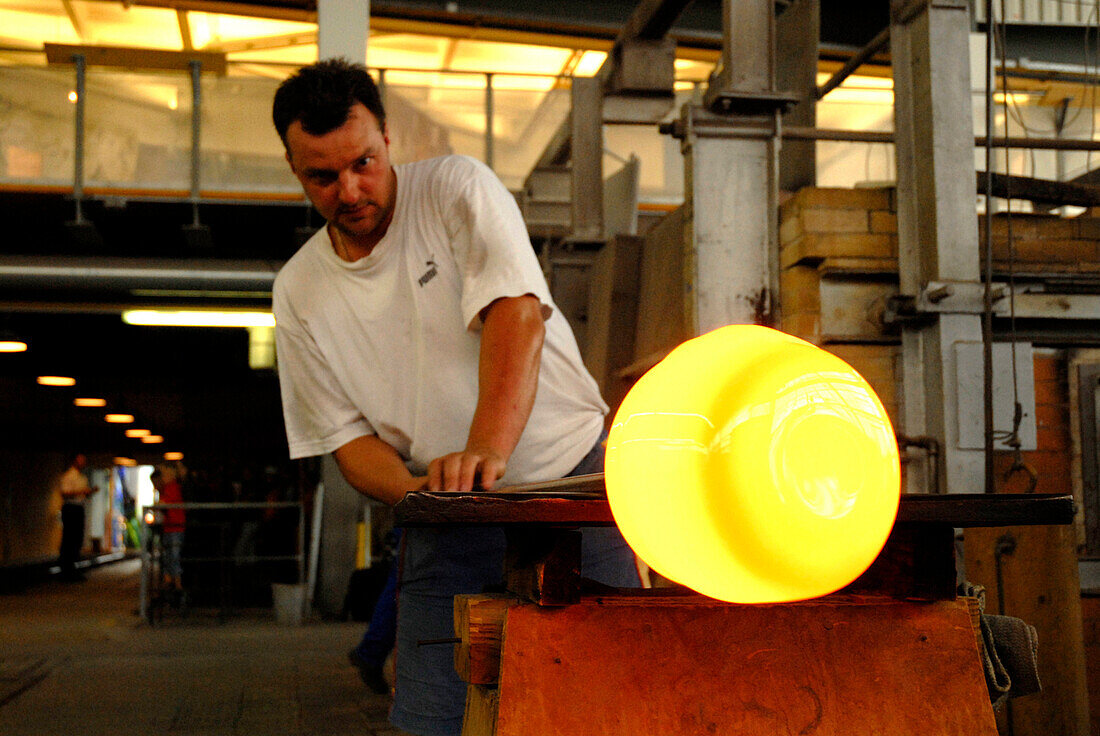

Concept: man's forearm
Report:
left=333, top=435, right=425, bottom=506
left=468, top=295, right=544, bottom=459
left=426, top=295, right=545, bottom=493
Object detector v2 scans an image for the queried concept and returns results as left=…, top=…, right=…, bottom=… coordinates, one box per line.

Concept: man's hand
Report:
left=427, top=448, right=507, bottom=494
left=428, top=294, right=544, bottom=494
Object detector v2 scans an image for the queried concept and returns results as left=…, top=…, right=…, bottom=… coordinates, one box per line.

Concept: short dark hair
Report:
left=272, top=58, right=386, bottom=146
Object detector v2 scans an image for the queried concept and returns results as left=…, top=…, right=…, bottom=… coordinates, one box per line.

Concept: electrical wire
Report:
left=991, top=0, right=1039, bottom=491
left=982, top=0, right=998, bottom=493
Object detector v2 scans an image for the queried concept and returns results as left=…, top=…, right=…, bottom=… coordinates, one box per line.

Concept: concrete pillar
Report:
left=314, top=0, right=370, bottom=617
left=318, top=0, right=369, bottom=62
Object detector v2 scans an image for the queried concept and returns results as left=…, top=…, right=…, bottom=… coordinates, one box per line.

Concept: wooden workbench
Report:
left=395, top=479, right=1073, bottom=736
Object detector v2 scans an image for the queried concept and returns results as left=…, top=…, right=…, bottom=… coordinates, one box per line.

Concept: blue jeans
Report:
left=390, top=433, right=637, bottom=736
left=163, top=531, right=184, bottom=580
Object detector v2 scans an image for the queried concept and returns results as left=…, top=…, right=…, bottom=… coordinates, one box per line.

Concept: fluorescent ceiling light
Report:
left=126, top=428, right=152, bottom=438
left=115, top=457, right=137, bottom=467
left=141, top=435, right=165, bottom=444
left=105, top=414, right=135, bottom=424
left=0, top=340, right=27, bottom=352
left=38, top=376, right=75, bottom=386
left=164, top=452, right=185, bottom=461
left=75, top=397, right=107, bottom=407
left=123, top=310, right=275, bottom=328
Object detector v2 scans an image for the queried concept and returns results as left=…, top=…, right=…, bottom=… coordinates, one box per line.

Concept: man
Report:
left=271, top=59, right=639, bottom=736
left=57, top=453, right=93, bottom=581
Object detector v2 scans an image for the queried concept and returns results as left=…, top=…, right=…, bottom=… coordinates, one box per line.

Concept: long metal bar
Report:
left=688, top=123, right=1100, bottom=151
left=148, top=502, right=302, bottom=509
left=485, top=72, right=494, bottom=171
left=189, top=59, right=202, bottom=226
left=0, top=256, right=281, bottom=291
left=71, top=53, right=86, bottom=223
left=816, top=26, right=890, bottom=100
left=982, top=4, right=996, bottom=492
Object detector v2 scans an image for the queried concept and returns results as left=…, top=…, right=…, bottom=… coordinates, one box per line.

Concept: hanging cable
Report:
left=982, top=0, right=997, bottom=493
left=994, top=0, right=1036, bottom=492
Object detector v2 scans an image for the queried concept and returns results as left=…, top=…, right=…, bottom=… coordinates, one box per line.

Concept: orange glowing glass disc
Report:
left=605, top=325, right=901, bottom=604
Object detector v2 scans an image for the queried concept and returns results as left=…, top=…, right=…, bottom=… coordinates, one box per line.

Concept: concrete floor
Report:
left=0, top=559, right=411, bottom=736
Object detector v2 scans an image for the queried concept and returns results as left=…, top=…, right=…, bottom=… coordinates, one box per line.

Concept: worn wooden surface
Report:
left=503, top=529, right=582, bottom=605
left=966, top=524, right=1090, bottom=736
left=490, top=597, right=997, bottom=736
left=461, top=684, right=499, bottom=736
left=394, top=481, right=1074, bottom=529
left=454, top=594, right=516, bottom=686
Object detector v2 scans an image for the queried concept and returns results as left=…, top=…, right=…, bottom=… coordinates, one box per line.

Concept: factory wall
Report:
left=778, top=185, right=1095, bottom=734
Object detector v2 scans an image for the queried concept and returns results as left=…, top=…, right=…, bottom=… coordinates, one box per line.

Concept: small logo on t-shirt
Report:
left=418, top=259, right=438, bottom=287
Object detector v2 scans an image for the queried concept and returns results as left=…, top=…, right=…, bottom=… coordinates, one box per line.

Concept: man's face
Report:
left=285, top=103, right=395, bottom=246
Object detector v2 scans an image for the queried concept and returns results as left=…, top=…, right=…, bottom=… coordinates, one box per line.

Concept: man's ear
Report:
left=382, top=122, right=390, bottom=148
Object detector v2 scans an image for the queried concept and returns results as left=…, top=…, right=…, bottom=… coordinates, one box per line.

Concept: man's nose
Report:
left=337, top=171, right=360, bottom=203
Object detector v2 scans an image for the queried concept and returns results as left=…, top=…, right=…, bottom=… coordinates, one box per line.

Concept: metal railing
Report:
left=139, top=500, right=305, bottom=623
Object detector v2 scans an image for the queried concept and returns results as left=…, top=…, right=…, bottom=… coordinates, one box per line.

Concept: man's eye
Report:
left=356, top=157, right=373, bottom=168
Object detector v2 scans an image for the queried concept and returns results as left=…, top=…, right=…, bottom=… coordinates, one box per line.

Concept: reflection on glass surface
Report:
left=606, top=325, right=900, bottom=604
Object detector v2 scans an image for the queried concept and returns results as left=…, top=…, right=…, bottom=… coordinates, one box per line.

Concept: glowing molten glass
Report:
left=605, top=325, right=901, bottom=604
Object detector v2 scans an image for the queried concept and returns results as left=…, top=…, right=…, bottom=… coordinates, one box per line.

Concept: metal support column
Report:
left=890, top=0, right=985, bottom=494
left=676, top=110, right=776, bottom=331
left=570, top=76, right=604, bottom=241
left=71, top=53, right=86, bottom=223
left=485, top=73, right=495, bottom=171
left=181, top=59, right=213, bottom=249
left=776, top=0, right=819, bottom=191
left=671, top=0, right=795, bottom=332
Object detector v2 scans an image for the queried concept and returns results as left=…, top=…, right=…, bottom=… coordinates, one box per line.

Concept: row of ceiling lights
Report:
left=5, top=338, right=185, bottom=466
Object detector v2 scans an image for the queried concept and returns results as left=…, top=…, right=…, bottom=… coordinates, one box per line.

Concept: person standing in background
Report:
left=57, top=453, right=93, bottom=581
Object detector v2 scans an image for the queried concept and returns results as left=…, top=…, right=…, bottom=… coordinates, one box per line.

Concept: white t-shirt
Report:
left=274, top=154, right=608, bottom=484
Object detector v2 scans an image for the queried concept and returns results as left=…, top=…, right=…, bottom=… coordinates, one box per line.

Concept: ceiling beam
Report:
left=44, top=43, right=228, bottom=74
left=78, top=0, right=315, bottom=24
left=440, top=37, right=459, bottom=71
left=177, top=9, right=194, bottom=51
left=61, top=0, right=88, bottom=42
left=211, top=30, right=317, bottom=54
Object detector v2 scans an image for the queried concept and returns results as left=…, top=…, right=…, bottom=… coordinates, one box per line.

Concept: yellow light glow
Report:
left=117, top=457, right=138, bottom=467
left=816, top=73, right=894, bottom=105
left=0, top=7, right=80, bottom=47
left=141, top=435, right=164, bottom=444
left=0, top=340, right=27, bottom=352
left=122, top=310, right=275, bottom=328
left=74, top=397, right=107, bottom=407
left=105, top=414, right=135, bottom=424
left=994, top=92, right=1034, bottom=105
left=125, top=428, right=151, bottom=438
left=37, top=375, right=75, bottom=386
left=573, top=50, right=608, bottom=77
left=144, top=510, right=156, bottom=525
left=605, top=325, right=901, bottom=604
left=164, top=452, right=185, bottom=461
